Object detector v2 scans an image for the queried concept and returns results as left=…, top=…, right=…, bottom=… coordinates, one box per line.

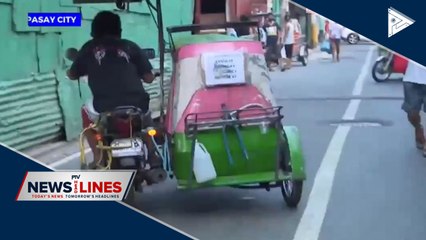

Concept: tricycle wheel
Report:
left=372, top=58, right=391, bottom=82
left=280, top=129, right=303, bottom=208
left=300, top=48, right=309, bottom=66
left=280, top=180, right=303, bottom=208
left=300, top=56, right=308, bottom=66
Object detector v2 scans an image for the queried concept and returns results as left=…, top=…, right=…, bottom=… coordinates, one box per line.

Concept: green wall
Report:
left=0, top=0, right=194, bottom=150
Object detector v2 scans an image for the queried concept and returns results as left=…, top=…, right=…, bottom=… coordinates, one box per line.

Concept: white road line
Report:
left=49, top=148, right=91, bottom=168
left=352, top=48, right=374, bottom=96
left=292, top=46, right=375, bottom=240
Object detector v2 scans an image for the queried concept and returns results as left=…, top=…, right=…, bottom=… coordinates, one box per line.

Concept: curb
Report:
left=24, top=141, right=70, bottom=158
left=23, top=139, right=85, bottom=165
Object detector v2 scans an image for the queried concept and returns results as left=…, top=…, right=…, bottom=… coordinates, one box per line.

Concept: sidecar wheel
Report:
left=280, top=180, right=303, bottom=208
left=280, top=130, right=303, bottom=208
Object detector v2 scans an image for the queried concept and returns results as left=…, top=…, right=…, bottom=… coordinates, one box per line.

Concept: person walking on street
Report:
left=402, top=61, right=426, bottom=156
left=258, top=17, right=267, bottom=47
left=263, top=13, right=283, bottom=71
left=325, top=20, right=330, bottom=38
left=282, top=15, right=295, bottom=70
left=329, top=21, right=343, bottom=62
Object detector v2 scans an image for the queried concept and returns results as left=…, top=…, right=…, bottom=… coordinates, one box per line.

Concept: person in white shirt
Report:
left=226, top=28, right=238, bottom=37
left=402, top=61, right=426, bottom=155
left=282, top=15, right=295, bottom=70
left=263, top=13, right=283, bottom=71
left=329, top=21, right=344, bottom=62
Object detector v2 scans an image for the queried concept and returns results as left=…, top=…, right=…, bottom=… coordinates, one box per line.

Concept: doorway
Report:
left=201, top=0, right=226, bottom=14
left=196, top=0, right=227, bottom=24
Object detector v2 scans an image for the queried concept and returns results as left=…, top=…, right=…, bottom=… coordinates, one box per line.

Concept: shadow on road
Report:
left=132, top=186, right=293, bottom=214
left=373, top=78, right=403, bottom=84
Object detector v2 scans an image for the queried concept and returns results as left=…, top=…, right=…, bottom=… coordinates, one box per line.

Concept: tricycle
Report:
left=68, top=0, right=307, bottom=208
left=164, top=22, right=306, bottom=207
left=372, top=46, right=408, bottom=82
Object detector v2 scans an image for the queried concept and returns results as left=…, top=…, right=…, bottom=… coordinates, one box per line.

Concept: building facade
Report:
left=0, top=0, right=194, bottom=150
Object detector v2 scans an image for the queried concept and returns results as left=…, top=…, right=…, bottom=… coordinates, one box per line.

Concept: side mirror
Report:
left=141, top=48, right=156, bottom=59
left=65, top=48, right=78, bottom=61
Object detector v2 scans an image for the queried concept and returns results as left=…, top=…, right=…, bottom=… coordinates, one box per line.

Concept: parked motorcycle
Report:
left=372, top=47, right=408, bottom=82
left=65, top=47, right=167, bottom=201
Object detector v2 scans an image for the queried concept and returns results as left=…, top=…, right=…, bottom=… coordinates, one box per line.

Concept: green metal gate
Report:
left=0, top=0, right=194, bottom=150
left=0, top=1, right=65, bottom=151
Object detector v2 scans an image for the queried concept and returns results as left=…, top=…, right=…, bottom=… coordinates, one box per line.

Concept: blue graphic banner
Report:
left=292, top=0, right=426, bottom=66
left=0, top=145, right=194, bottom=240
left=27, top=12, right=82, bottom=27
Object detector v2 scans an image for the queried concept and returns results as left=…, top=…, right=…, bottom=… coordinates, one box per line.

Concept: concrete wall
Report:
left=0, top=0, right=194, bottom=150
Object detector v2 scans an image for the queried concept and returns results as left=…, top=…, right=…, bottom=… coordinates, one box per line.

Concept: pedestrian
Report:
left=263, top=13, right=283, bottom=71
left=324, top=20, right=330, bottom=38
left=235, top=15, right=251, bottom=37
left=226, top=28, right=238, bottom=37
left=282, top=15, right=295, bottom=70
left=329, top=21, right=343, bottom=62
left=402, top=61, right=426, bottom=156
left=258, top=19, right=267, bottom=47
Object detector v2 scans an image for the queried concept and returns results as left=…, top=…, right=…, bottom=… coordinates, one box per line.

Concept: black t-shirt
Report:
left=235, top=26, right=250, bottom=36
left=263, top=22, right=281, bottom=46
left=70, top=37, right=153, bottom=113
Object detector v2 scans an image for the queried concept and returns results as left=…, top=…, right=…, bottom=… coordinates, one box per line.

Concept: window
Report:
left=201, top=0, right=226, bottom=14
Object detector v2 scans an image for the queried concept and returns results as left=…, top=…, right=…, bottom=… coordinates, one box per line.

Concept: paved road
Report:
left=29, top=44, right=426, bottom=240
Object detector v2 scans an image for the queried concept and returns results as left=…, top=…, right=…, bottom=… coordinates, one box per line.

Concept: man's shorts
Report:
left=81, top=98, right=153, bottom=129
left=402, top=82, right=426, bottom=113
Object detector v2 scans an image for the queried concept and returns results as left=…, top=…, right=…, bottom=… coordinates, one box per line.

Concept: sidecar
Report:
left=163, top=22, right=307, bottom=208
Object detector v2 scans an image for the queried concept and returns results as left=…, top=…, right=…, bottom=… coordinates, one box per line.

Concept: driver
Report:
left=66, top=11, right=156, bottom=167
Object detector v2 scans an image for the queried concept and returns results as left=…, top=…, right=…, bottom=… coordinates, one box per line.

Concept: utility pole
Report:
left=280, top=0, right=289, bottom=25
left=281, top=0, right=289, bottom=13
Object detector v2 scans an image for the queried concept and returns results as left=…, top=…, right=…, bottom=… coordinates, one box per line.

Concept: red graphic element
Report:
left=16, top=171, right=29, bottom=201
left=74, top=180, right=79, bottom=193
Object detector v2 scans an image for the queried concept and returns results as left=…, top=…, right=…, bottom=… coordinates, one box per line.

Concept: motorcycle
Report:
left=372, top=48, right=408, bottom=82
left=65, top=47, right=167, bottom=200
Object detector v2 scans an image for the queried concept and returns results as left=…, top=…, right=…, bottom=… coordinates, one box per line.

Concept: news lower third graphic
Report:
left=27, top=12, right=82, bottom=27
left=388, top=7, right=415, bottom=38
left=16, top=171, right=135, bottom=201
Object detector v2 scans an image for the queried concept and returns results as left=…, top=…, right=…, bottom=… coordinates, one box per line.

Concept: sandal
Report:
left=88, top=161, right=98, bottom=169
